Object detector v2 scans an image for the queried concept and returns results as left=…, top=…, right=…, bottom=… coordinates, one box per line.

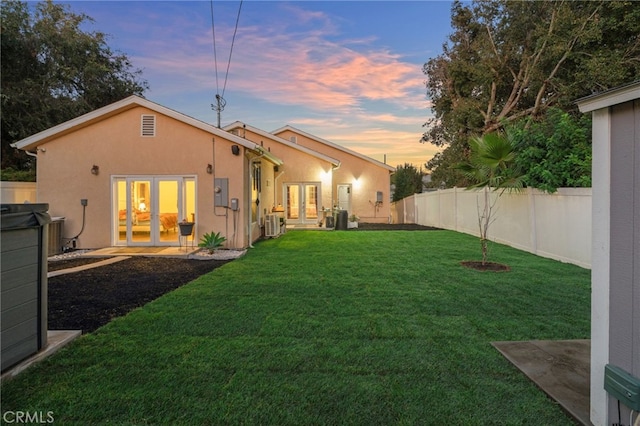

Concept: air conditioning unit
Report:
left=265, top=214, right=280, bottom=237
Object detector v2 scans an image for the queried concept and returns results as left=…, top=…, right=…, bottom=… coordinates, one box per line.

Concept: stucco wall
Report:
left=241, top=128, right=334, bottom=216
left=34, top=106, right=251, bottom=248
left=275, top=129, right=392, bottom=223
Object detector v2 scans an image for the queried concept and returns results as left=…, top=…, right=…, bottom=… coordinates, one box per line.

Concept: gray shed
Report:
left=1, top=204, right=50, bottom=372
left=578, top=81, right=640, bottom=426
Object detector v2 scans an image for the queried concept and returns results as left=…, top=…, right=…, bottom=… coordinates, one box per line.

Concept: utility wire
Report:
left=222, top=0, right=243, bottom=97
left=210, top=0, right=242, bottom=126
left=210, top=0, right=220, bottom=96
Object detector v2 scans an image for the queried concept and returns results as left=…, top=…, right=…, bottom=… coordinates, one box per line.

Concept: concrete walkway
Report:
left=492, top=339, right=591, bottom=426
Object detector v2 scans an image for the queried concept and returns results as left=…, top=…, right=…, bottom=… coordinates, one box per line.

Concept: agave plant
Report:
left=198, top=231, right=226, bottom=254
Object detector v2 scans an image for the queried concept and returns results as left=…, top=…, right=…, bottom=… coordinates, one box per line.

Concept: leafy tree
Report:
left=1, top=0, right=148, bottom=172
left=392, top=163, right=425, bottom=201
left=455, top=132, right=523, bottom=265
left=510, top=108, right=592, bottom=193
left=422, top=0, right=640, bottom=187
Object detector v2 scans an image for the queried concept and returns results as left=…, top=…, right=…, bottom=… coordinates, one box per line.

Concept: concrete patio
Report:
left=492, top=339, right=591, bottom=426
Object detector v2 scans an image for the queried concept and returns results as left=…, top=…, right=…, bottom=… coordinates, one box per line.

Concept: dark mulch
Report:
left=460, top=261, right=511, bottom=272
left=47, top=257, right=230, bottom=334
left=354, top=223, right=441, bottom=231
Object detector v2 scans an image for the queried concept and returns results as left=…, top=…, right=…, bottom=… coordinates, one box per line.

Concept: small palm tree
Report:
left=455, top=131, right=524, bottom=265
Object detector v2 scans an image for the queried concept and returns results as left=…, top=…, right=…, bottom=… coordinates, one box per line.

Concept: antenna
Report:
left=212, top=94, right=226, bottom=128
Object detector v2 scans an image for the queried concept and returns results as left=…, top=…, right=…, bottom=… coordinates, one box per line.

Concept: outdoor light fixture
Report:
left=206, top=164, right=213, bottom=174
left=91, top=165, right=99, bottom=175
left=231, top=145, right=240, bottom=156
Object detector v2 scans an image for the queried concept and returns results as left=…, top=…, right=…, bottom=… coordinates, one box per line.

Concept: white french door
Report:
left=113, top=176, right=196, bottom=246
left=285, top=183, right=320, bottom=225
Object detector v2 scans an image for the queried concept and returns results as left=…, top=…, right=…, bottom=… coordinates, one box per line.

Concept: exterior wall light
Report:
left=91, top=165, right=99, bottom=175
left=206, top=164, right=213, bottom=174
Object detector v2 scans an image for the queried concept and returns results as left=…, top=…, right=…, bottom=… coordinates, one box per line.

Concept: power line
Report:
left=210, top=0, right=243, bottom=127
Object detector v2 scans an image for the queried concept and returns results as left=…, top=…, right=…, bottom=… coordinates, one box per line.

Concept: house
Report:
left=224, top=122, right=395, bottom=227
left=11, top=96, right=393, bottom=250
left=577, top=81, right=640, bottom=426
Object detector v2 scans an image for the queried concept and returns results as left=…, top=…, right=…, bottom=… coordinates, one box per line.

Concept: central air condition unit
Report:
left=265, top=214, right=280, bottom=237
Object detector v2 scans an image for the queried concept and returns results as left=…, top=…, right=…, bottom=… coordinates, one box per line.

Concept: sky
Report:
left=63, top=1, right=455, bottom=168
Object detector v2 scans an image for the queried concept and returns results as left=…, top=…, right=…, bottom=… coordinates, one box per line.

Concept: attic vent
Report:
left=290, top=136, right=297, bottom=143
left=230, top=129, right=239, bottom=136
left=141, top=115, right=156, bottom=137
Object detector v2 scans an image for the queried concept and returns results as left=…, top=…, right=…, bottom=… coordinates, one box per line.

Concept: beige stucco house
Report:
left=11, top=96, right=394, bottom=250
left=224, top=122, right=395, bottom=227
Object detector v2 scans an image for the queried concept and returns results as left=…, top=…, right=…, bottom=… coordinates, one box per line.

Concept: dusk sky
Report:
left=64, top=1, right=455, bottom=168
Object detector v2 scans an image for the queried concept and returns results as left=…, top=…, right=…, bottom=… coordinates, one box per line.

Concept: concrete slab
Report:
left=1, top=330, right=81, bottom=382
left=492, top=339, right=591, bottom=426
left=85, top=246, right=200, bottom=257
left=47, top=256, right=131, bottom=277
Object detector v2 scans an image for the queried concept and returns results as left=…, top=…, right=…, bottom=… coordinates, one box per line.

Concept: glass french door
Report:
left=285, top=183, right=319, bottom=225
left=113, top=176, right=195, bottom=246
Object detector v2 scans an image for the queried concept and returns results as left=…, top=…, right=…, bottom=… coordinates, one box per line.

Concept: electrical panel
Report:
left=376, top=191, right=383, bottom=203
left=230, top=198, right=239, bottom=211
left=214, top=178, right=228, bottom=207
left=604, top=364, right=640, bottom=411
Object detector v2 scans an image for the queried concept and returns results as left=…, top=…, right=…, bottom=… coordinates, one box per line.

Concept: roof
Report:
left=576, top=80, right=640, bottom=113
left=11, top=96, right=283, bottom=166
left=271, top=125, right=395, bottom=172
left=223, top=121, right=340, bottom=167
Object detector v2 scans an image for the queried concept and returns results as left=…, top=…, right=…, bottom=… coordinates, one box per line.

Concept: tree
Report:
left=392, top=163, right=425, bottom=201
left=422, top=0, right=640, bottom=187
left=455, top=131, right=524, bottom=266
left=510, top=108, right=592, bottom=193
left=1, top=0, right=148, bottom=172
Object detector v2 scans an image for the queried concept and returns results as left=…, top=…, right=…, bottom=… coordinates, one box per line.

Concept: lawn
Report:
left=1, top=230, right=590, bottom=425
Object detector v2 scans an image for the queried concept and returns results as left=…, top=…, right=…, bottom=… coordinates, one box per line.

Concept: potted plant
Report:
left=347, top=214, right=359, bottom=229
left=178, top=219, right=195, bottom=236
left=198, top=231, right=227, bottom=254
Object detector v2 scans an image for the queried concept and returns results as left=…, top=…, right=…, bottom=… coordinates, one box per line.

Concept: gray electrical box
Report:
left=230, top=198, right=239, bottom=211
left=376, top=191, right=383, bottom=203
left=214, top=178, right=228, bottom=207
left=604, top=364, right=640, bottom=411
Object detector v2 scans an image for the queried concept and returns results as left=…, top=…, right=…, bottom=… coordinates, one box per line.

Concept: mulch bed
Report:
left=47, top=257, right=230, bottom=334
left=353, top=223, right=441, bottom=231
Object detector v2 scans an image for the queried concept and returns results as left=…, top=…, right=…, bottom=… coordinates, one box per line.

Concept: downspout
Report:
left=274, top=170, right=285, bottom=208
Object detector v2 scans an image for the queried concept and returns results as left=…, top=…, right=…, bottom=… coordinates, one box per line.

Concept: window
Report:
left=141, top=115, right=156, bottom=137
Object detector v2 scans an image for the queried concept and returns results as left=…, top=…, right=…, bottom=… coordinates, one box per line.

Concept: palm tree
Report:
left=455, top=131, right=524, bottom=266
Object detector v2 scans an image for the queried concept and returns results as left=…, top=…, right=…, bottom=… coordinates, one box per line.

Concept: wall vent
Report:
left=290, top=136, right=297, bottom=143
left=141, top=115, right=156, bottom=137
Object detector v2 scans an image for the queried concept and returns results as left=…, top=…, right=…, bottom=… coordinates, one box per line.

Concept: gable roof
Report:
left=271, top=125, right=395, bottom=172
left=224, top=121, right=340, bottom=167
left=11, top=95, right=283, bottom=166
left=577, top=80, right=640, bottom=113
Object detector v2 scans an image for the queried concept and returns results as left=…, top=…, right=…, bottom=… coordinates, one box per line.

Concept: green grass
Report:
left=1, top=230, right=590, bottom=425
